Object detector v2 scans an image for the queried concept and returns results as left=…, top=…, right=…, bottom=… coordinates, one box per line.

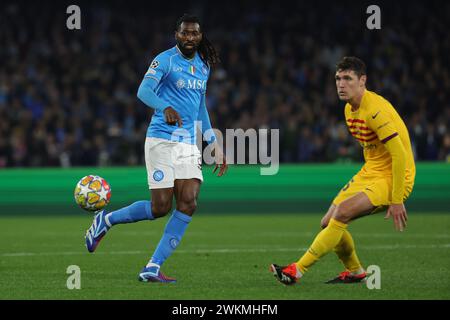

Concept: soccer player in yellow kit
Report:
left=270, top=57, right=416, bottom=285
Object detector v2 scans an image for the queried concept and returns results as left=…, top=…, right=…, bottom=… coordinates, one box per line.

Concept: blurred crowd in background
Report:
left=1, top=0, right=449, bottom=167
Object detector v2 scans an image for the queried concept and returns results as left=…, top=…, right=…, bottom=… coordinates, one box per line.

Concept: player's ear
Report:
left=360, top=75, right=367, bottom=87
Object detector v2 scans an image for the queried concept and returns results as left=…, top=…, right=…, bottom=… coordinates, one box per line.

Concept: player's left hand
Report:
left=213, top=148, right=228, bottom=177
left=385, top=203, right=408, bottom=232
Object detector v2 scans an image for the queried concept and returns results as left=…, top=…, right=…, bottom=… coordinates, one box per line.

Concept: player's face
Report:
left=335, top=70, right=366, bottom=101
left=175, top=22, right=202, bottom=57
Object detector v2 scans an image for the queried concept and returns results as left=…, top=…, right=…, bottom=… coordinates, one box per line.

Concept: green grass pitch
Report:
left=1, top=213, right=449, bottom=299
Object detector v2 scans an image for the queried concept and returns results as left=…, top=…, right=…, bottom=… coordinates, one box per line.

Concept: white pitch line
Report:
left=2, top=244, right=450, bottom=257
left=259, top=232, right=450, bottom=239
left=2, top=231, right=449, bottom=238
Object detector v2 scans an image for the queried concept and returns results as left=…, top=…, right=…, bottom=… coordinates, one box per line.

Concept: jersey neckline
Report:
left=175, top=45, right=197, bottom=62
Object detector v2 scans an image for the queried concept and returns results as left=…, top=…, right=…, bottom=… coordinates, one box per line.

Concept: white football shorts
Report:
left=144, top=137, right=203, bottom=189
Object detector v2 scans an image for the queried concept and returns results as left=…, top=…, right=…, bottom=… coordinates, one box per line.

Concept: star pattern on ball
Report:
left=79, top=183, right=91, bottom=198
left=97, top=187, right=110, bottom=201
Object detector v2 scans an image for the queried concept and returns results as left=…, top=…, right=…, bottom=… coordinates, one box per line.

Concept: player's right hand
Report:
left=164, top=107, right=183, bottom=127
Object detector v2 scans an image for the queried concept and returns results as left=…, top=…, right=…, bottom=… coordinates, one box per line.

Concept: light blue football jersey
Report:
left=143, top=46, right=210, bottom=144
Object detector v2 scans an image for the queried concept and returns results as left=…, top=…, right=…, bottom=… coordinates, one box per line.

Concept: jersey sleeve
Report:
left=197, top=94, right=216, bottom=144
left=137, top=52, right=172, bottom=112
left=384, top=136, right=407, bottom=204
left=366, top=107, right=398, bottom=144
left=201, top=63, right=210, bottom=95
left=367, top=104, right=406, bottom=204
left=143, top=52, right=170, bottom=84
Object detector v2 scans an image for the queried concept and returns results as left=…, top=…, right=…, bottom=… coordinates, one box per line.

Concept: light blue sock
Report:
left=106, top=200, right=153, bottom=225
left=148, top=210, right=192, bottom=266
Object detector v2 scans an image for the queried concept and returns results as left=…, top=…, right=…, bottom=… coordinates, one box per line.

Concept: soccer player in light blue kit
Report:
left=85, top=14, right=227, bottom=283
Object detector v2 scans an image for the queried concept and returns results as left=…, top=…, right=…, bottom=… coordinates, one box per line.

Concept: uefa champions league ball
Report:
left=74, top=175, right=111, bottom=212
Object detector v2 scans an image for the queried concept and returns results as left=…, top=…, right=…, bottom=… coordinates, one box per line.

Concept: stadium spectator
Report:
left=0, top=1, right=448, bottom=167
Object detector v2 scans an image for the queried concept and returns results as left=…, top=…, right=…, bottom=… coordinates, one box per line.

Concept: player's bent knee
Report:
left=333, top=204, right=353, bottom=224
left=177, top=199, right=197, bottom=216
left=320, top=218, right=329, bottom=229
left=321, top=205, right=336, bottom=228
left=151, top=201, right=172, bottom=218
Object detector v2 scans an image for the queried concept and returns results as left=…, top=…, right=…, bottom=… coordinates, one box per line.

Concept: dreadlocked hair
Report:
left=176, top=13, right=220, bottom=67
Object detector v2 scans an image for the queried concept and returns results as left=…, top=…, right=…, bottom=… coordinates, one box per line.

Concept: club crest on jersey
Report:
left=201, top=66, right=208, bottom=75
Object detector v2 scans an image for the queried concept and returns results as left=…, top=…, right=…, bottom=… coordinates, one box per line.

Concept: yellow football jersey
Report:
left=344, top=90, right=416, bottom=184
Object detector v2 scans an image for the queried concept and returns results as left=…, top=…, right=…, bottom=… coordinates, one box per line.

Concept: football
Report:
left=74, top=175, right=111, bottom=212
